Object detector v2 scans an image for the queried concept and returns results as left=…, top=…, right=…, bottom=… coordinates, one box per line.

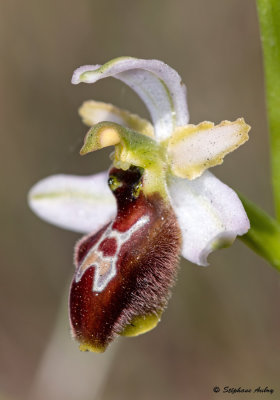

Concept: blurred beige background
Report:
left=0, top=1, right=279, bottom=399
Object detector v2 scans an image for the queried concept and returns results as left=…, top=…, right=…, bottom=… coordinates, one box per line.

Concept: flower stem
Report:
left=256, top=0, right=280, bottom=219
left=239, top=194, right=280, bottom=271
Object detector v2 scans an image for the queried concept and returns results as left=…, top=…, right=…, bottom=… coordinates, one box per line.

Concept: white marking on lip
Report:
left=75, top=215, right=150, bottom=292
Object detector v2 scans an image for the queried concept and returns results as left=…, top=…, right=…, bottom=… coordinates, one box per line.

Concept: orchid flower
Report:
left=28, top=57, right=250, bottom=353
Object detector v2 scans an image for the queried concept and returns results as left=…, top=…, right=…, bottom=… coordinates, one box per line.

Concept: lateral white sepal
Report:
left=168, top=171, right=250, bottom=265
left=28, top=172, right=116, bottom=233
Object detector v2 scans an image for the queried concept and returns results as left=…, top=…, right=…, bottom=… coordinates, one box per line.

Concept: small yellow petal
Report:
left=79, top=100, right=155, bottom=138
left=167, top=118, right=250, bottom=179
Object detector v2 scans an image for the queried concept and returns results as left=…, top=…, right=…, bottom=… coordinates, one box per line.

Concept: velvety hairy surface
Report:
left=69, top=167, right=181, bottom=352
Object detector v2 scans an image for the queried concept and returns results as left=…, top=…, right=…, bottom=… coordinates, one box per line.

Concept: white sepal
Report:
left=168, top=171, right=250, bottom=266
left=28, top=172, right=116, bottom=234
left=72, top=57, right=189, bottom=141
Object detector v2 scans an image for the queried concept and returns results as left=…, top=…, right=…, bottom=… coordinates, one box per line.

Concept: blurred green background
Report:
left=1, top=1, right=279, bottom=399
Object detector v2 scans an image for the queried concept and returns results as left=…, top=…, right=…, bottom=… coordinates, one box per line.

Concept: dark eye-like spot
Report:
left=133, top=181, right=142, bottom=198
left=108, top=175, right=123, bottom=191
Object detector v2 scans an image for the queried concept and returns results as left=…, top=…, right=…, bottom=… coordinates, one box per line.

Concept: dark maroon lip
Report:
left=69, top=166, right=181, bottom=352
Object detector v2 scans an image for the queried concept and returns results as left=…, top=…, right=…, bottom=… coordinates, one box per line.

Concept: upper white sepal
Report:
left=72, top=57, right=189, bottom=141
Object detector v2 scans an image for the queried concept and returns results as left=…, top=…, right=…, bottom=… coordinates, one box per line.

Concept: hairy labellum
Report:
left=69, top=166, right=181, bottom=352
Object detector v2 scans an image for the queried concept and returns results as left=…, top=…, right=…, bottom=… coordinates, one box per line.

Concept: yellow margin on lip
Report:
left=79, top=342, right=106, bottom=353
left=120, top=312, right=162, bottom=337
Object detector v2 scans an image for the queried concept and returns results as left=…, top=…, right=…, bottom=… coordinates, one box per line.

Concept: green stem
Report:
left=239, top=194, right=280, bottom=271
left=256, top=0, right=280, bottom=219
